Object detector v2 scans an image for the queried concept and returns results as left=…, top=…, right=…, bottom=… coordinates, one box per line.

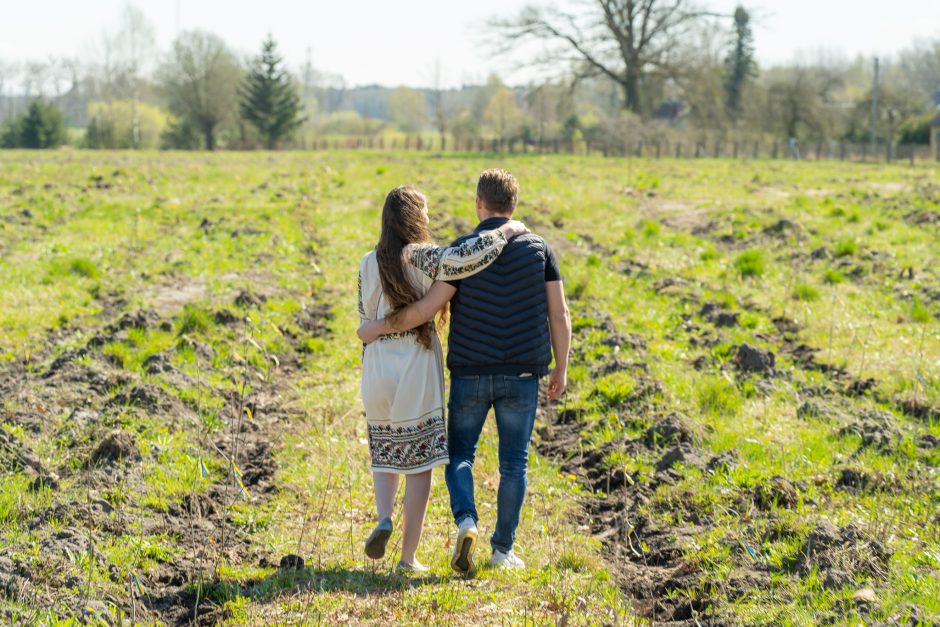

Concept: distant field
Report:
left=0, top=150, right=937, bottom=625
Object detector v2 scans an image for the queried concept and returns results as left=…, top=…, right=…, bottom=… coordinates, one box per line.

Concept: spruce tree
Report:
left=240, top=35, right=304, bottom=149
left=1, top=100, right=66, bottom=149
left=724, top=6, right=757, bottom=123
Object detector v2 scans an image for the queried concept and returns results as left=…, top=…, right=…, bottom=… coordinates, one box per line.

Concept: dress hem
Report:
left=371, top=457, right=449, bottom=475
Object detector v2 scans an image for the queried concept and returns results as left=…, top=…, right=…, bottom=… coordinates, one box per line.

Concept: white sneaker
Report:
left=450, top=518, right=479, bottom=575
left=396, top=560, right=429, bottom=574
left=490, top=549, right=525, bottom=570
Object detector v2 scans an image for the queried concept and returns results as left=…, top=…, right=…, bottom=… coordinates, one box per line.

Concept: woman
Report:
left=358, top=185, right=525, bottom=571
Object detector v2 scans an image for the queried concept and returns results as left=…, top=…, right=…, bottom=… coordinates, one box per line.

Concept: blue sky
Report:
left=1, top=0, right=938, bottom=88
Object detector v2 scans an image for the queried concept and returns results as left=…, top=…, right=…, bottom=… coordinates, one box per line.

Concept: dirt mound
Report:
left=895, top=395, right=940, bottom=423
left=699, top=302, right=739, bottom=328
left=213, top=307, right=239, bottom=325
left=645, top=413, right=695, bottom=447
left=0, top=555, right=31, bottom=598
left=234, top=289, right=267, bottom=308
left=733, top=344, right=775, bottom=374
left=108, top=383, right=176, bottom=413
left=762, top=218, right=803, bottom=237
left=113, top=309, right=161, bottom=331
left=845, top=377, right=878, bottom=397
left=90, top=429, right=140, bottom=465
left=0, top=429, right=46, bottom=475
left=792, top=520, right=891, bottom=583
left=706, top=450, right=738, bottom=472
left=296, top=300, right=334, bottom=338
left=836, top=467, right=875, bottom=491
left=143, top=352, right=177, bottom=375
left=838, top=409, right=899, bottom=452
left=278, top=554, right=305, bottom=570
left=753, top=475, right=799, bottom=510
left=655, top=443, right=706, bottom=472
left=40, top=527, right=107, bottom=564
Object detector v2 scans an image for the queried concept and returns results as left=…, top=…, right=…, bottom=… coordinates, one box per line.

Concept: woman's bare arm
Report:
left=357, top=282, right=457, bottom=344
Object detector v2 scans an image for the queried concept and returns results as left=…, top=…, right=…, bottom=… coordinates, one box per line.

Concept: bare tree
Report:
left=431, top=60, right=449, bottom=149
left=0, top=60, right=15, bottom=121
left=114, top=5, right=157, bottom=148
left=23, top=61, right=49, bottom=98
left=490, top=0, right=720, bottom=113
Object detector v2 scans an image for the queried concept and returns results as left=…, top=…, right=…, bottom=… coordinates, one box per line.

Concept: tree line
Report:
left=1, top=1, right=938, bottom=152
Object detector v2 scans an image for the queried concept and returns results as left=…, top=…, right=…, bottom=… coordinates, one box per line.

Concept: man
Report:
left=358, top=169, right=571, bottom=573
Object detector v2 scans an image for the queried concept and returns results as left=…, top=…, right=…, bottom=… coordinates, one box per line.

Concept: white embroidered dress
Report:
left=358, top=230, right=507, bottom=474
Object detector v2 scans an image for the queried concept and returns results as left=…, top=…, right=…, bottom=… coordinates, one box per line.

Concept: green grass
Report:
left=0, top=150, right=938, bottom=625
left=734, top=249, right=764, bottom=277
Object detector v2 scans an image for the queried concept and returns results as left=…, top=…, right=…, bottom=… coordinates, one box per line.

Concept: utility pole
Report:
left=870, top=56, right=879, bottom=147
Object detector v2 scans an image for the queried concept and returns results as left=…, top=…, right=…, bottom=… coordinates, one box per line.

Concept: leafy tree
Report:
left=160, top=116, right=202, bottom=150
left=84, top=100, right=168, bottom=148
left=158, top=30, right=242, bottom=150
left=484, top=86, right=522, bottom=140
left=724, top=6, right=757, bottom=121
left=387, top=87, right=426, bottom=133
left=1, top=100, right=66, bottom=148
left=240, top=35, right=304, bottom=149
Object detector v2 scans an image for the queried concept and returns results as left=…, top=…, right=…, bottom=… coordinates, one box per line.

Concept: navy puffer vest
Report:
left=446, top=217, right=553, bottom=377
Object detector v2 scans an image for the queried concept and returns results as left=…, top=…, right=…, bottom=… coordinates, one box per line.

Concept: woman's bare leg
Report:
left=400, top=470, right=432, bottom=565
left=373, top=471, right=399, bottom=521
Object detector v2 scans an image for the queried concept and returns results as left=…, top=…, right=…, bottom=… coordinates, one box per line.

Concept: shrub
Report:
left=835, top=239, right=857, bottom=257
left=898, top=115, right=931, bottom=145
left=85, top=100, right=169, bottom=149
left=793, top=283, right=820, bottom=301
left=69, top=258, right=99, bottom=278
left=700, top=248, right=717, bottom=262
left=911, top=298, right=932, bottom=323
left=734, top=249, right=764, bottom=277
left=176, top=305, right=213, bottom=335
left=641, top=220, right=661, bottom=238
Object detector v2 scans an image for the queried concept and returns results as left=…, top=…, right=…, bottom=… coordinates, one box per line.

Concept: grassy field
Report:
left=0, top=150, right=937, bottom=626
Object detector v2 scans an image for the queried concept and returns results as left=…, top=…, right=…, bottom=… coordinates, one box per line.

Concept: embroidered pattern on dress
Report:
left=368, top=413, right=448, bottom=471
left=357, top=269, right=366, bottom=320
left=379, top=329, right=417, bottom=341
left=440, top=247, right=500, bottom=278
left=408, top=230, right=505, bottom=281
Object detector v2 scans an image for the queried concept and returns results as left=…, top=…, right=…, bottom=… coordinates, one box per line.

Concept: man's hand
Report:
left=547, top=366, right=567, bottom=401
left=357, top=320, right=385, bottom=344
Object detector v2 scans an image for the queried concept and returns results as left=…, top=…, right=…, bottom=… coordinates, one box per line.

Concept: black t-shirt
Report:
left=544, top=243, right=561, bottom=282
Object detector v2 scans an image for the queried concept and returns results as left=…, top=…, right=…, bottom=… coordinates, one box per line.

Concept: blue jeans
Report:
left=445, top=374, right=539, bottom=554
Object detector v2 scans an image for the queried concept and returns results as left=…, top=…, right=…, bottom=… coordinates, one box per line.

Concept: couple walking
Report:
left=356, top=169, right=571, bottom=574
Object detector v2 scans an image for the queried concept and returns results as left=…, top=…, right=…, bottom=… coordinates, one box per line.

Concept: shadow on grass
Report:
left=202, top=563, right=447, bottom=605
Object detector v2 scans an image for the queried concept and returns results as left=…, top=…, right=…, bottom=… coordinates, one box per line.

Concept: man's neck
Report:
left=476, top=214, right=510, bottom=231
